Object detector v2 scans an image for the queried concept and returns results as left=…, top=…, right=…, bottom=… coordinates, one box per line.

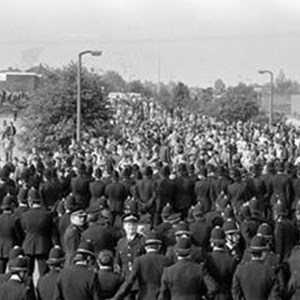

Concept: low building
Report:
left=0, top=71, right=41, bottom=92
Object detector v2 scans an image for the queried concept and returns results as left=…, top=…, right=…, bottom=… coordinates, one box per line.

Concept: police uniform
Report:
left=39, top=170, right=61, bottom=209
left=159, top=238, right=217, bottom=300
left=70, top=166, right=91, bottom=209
left=206, top=226, right=237, bottom=300
left=135, top=167, right=157, bottom=216
left=36, top=246, right=65, bottom=300
left=105, top=176, right=128, bottom=227
left=115, top=233, right=145, bottom=278
left=232, top=235, right=281, bottom=300
left=0, top=195, right=23, bottom=273
left=195, top=172, right=212, bottom=213
left=53, top=241, right=101, bottom=300
left=114, top=232, right=167, bottom=300
left=98, top=268, right=124, bottom=300
left=173, top=170, right=196, bottom=219
left=0, top=256, right=36, bottom=300
left=189, top=203, right=212, bottom=249
left=21, top=193, right=56, bottom=276
left=155, top=167, right=175, bottom=225
left=270, top=163, right=293, bottom=212
left=82, top=221, right=116, bottom=254
left=63, top=220, right=85, bottom=267
left=89, top=179, right=105, bottom=206
left=115, top=213, right=145, bottom=300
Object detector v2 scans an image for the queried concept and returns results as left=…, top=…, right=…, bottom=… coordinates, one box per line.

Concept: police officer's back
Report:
left=53, top=239, right=101, bottom=300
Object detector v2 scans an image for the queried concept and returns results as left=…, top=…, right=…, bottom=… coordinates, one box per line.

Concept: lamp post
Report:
left=77, top=50, right=102, bottom=143
left=258, top=69, right=274, bottom=128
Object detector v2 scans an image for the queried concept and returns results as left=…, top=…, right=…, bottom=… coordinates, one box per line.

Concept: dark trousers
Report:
left=0, top=258, right=8, bottom=274
left=27, top=255, right=48, bottom=276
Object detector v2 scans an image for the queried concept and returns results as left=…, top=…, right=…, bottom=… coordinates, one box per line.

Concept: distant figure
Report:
left=1, top=120, right=8, bottom=140
left=2, top=136, right=14, bottom=162
left=2, top=122, right=16, bottom=162
left=12, top=106, right=18, bottom=122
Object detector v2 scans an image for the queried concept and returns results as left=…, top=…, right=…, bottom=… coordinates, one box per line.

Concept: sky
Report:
left=1, top=0, right=300, bottom=87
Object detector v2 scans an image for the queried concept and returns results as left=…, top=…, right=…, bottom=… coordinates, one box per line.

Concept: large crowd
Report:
left=0, top=96, right=300, bottom=299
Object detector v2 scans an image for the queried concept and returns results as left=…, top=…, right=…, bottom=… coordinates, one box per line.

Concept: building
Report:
left=0, top=71, right=41, bottom=92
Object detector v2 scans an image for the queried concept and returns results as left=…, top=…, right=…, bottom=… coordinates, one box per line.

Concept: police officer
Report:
left=105, top=170, right=128, bottom=228
left=54, top=239, right=101, bottom=300
left=0, top=256, right=35, bottom=300
left=159, top=237, right=218, bottom=300
left=115, top=210, right=145, bottom=300
left=63, top=206, right=87, bottom=267
left=36, top=245, right=65, bottom=300
left=21, top=188, right=56, bottom=276
left=89, top=167, right=105, bottom=207
left=232, top=235, right=281, bottom=300
left=114, top=231, right=167, bottom=300
left=0, top=193, right=22, bottom=273
left=189, top=202, right=212, bottom=249
left=71, top=163, right=91, bottom=209
left=205, top=226, right=237, bottom=300
left=97, top=250, right=124, bottom=300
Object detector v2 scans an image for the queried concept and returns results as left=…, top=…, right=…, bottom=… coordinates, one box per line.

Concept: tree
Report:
left=127, top=80, right=145, bottom=94
left=274, top=69, right=300, bottom=95
left=218, top=83, right=259, bottom=122
left=172, top=82, right=190, bottom=109
left=158, top=83, right=173, bottom=112
left=102, top=70, right=126, bottom=93
left=213, top=78, right=226, bottom=95
left=21, top=63, right=112, bottom=151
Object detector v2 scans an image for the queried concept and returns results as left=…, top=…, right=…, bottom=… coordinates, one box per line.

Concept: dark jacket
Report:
left=37, top=268, right=61, bottom=300
left=39, top=180, right=61, bottom=208
left=98, top=268, right=124, bottom=300
left=195, top=178, right=212, bottom=213
left=21, top=206, right=55, bottom=256
left=89, top=180, right=105, bottom=205
left=54, top=264, right=101, bottom=300
left=82, top=223, right=116, bottom=254
left=114, top=251, right=167, bottom=300
left=63, top=224, right=83, bottom=267
left=105, top=181, right=128, bottom=214
left=71, top=175, right=91, bottom=209
left=0, top=212, right=22, bottom=258
left=159, top=259, right=218, bottom=300
left=232, top=259, right=281, bottom=300
left=206, top=249, right=237, bottom=300
left=0, top=278, right=36, bottom=300
left=173, top=176, right=195, bottom=213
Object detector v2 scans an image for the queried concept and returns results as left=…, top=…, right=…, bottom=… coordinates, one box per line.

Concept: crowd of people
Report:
left=0, top=97, right=300, bottom=299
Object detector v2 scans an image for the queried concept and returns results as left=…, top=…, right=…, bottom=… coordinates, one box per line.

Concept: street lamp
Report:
left=77, top=50, right=103, bottom=142
left=258, top=69, right=274, bottom=128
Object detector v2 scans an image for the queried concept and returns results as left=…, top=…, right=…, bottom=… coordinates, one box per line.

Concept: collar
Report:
left=10, top=274, right=22, bottom=282
left=99, top=266, right=113, bottom=270
left=213, top=246, right=224, bottom=251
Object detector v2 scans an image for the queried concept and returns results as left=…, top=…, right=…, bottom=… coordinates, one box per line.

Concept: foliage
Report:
left=102, top=70, right=127, bottom=93
left=213, top=78, right=226, bottom=95
left=127, top=80, right=146, bottom=94
left=172, top=82, right=190, bottom=108
left=217, top=83, right=260, bottom=122
left=274, top=69, right=300, bottom=95
left=21, top=62, right=112, bottom=151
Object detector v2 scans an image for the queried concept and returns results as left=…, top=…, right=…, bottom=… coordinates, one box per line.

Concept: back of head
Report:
left=98, top=250, right=114, bottom=267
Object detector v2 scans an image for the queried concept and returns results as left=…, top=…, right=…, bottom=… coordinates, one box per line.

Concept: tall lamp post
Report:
left=258, top=69, right=274, bottom=128
left=77, top=50, right=102, bottom=142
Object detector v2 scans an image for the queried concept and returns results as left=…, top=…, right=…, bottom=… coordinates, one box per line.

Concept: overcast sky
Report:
left=1, top=0, right=300, bottom=87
